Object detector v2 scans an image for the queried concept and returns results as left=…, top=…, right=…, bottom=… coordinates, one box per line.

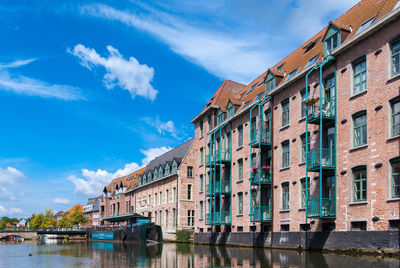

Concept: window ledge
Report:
left=349, top=201, right=368, bottom=206
left=236, top=145, right=243, bottom=151
left=387, top=198, right=400, bottom=202
left=280, top=166, right=290, bottom=171
left=298, top=162, right=305, bottom=166
left=298, top=117, right=306, bottom=123
left=387, top=73, right=400, bottom=83
left=349, top=90, right=367, bottom=100
left=387, top=135, right=400, bottom=142
left=349, top=144, right=368, bottom=152
left=280, top=209, right=290, bottom=213
left=280, top=124, right=290, bottom=131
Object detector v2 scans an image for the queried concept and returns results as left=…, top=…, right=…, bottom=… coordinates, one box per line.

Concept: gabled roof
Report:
left=202, top=80, right=245, bottom=113
left=126, top=166, right=147, bottom=191
left=146, top=139, right=194, bottom=173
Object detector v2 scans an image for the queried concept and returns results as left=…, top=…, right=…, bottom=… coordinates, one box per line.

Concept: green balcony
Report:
left=214, top=211, right=231, bottom=225
left=250, top=168, right=272, bottom=185
left=214, top=180, right=231, bottom=194
left=205, top=149, right=231, bottom=166
left=306, top=198, right=336, bottom=218
left=205, top=184, right=213, bottom=196
left=306, top=98, right=335, bottom=124
left=206, top=213, right=212, bottom=225
left=306, top=148, right=336, bottom=172
left=250, top=121, right=272, bottom=148
left=250, top=205, right=272, bottom=222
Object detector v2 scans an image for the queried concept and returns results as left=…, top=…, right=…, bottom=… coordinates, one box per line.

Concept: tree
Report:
left=40, top=209, right=56, bottom=228
left=58, top=207, right=86, bottom=228
left=58, top=212, right=72, bottom=228
left=29, top=213, right=44, bottom=229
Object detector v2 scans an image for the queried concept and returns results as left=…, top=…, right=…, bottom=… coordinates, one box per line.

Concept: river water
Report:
left=0, top=240, right=399, bottom=267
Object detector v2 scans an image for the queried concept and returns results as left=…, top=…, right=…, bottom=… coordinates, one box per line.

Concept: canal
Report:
left=0, top=241, right=399, bottom=267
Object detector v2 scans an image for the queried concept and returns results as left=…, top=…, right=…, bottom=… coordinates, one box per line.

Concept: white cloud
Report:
left=68, top=44, right=157, bottom=101
left=0, top=58, right=36, bottom=68
left=0, top=70, right=84, bottom=100
left=80, top=4, right=273, bottom=84
left=0, top=166, right=25, bottom=184
left=0, top=204, right=23, bottom=216
left=52, top=198, right=71, bottom=205
left=142, top=116, right=178, bottom=138
left=68, top=146, right=171, bottom=196
left=140, top=146, right=172, bottom=166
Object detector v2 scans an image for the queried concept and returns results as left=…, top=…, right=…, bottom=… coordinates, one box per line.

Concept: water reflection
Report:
left=0, top=240, right=399, bottom=267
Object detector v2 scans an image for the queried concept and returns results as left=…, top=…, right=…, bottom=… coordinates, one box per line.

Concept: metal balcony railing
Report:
left=250, top=121, right=272, bottom=147
left=250, top=168, right=272, bottom=184
left=306, top=148, right=336, bottom=170
left=306, top=198, right=336, bottom=218
left=306, top=98, right=335, bottom=121
left=214, top=180, right=231, bottom=194
left=213, top=211, right=231, bottom=225
left=250, top=205, right=272, bottom=222
left=205, top=149, right=231, bottom=166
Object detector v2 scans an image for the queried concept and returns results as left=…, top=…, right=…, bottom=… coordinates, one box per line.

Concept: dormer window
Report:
left=254, top=92, right=263, bottom=102
left=265, top=73, right=275, bottom=93
left=172, top=160, right=178, bottom=173
left=324, top=25, right=340, bottom=56
left=227, top=102, right=234, bottom=119
left=305, top=54, right=319, bottom=68
left=217, top=109, right=224, bottom=125
left=326, top=33, right=338, bottom=53
left=247, top=84, right=256, bottom=95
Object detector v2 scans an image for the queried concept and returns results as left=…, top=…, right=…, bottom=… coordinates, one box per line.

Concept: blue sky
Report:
left=0, top=0, right=358, bottom=217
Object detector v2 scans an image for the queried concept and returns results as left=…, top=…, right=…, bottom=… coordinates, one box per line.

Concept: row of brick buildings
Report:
left=88, top=0, right=400, bottom=248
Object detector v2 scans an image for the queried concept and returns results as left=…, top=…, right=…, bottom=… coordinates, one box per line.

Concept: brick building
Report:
left=133, top=139, right=195, bottom=240
left=83, top=196, right=101, bottom=227
left=193, top=0, right=400, bottom=248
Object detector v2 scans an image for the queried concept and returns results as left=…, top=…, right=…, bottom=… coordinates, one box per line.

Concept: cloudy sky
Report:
left=0, top=0, right=358, bottom=218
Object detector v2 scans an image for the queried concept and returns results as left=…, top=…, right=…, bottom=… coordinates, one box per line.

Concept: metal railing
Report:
left=205, top=149, right=231, bottom=165
left=306, top=98, right=335, bottom=120
left=250, top=205, right=272, bottom=222
left=306, top=148, right=336, bottom=170
left=250, top=121, right=272, bottom=146
left=214, top=180, right=231, bottom=194
left=250, top=168, right=272, bottom=184
left=213, top=211, right=231, bottom=225
left=306, top=198, right=336, bottom=218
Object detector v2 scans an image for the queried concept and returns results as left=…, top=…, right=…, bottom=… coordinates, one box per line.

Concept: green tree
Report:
left=70, top=207, right=87, bottom=227
left=40, top=209, right=56, bottom=228
left=29, top=213, right=44, bottom=229
left=58, top=212, right=72, bottom=228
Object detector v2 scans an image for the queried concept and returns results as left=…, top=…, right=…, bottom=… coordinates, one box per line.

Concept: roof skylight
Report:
left=254, top=92, right=263, bottom=102
left=305, top=54, right=319, bottom=68
left=246, top=84, right=256, bottom=95
left=287, top=68, right=299, bottom=80
left=356, top=17, right=375, bottom=35
left=277, top=63, right=285, bottom=70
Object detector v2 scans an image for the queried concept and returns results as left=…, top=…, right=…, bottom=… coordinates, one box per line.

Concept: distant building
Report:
left=83, top=196, right=101, bottom=227
left=54, top=211, right=64, bottom=222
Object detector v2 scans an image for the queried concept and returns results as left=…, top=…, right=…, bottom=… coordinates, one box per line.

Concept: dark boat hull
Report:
left=87, top=223, right=162, bottom=243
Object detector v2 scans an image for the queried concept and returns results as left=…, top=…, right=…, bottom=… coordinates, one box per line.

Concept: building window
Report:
left=172, top=208, right=176, bottom=227
left=227, top=102, right=234, bottom=118
left=237, top=125, right=243, bottom=147
left=148, top=195, right=151, bottom=205
left=389, top=219, right=400, bottom=230
left=165, top=210, right=169, bottom=228
left=207, top=115, right=212, bottom=130
left=265, top=74, right=275, bottom=93
left=160, top=192, right=163, bottom=204
left=187, top=166, right=193, bottom=178
left=281, top=99, right=290, bottom=127
left=353, top=57, right=367, bottom=95
left=300, top=89, right=309, bottom=119
left=391, top=39, right=400, bottom=77
left=173, top=187, right=176, bottom=202
left=217, top=110, right=224, bottom=125
left=166, top=189, right=169, bottom=204
left=200, top=174, right=204, bottom=193
left=159, top=211, right=162, bottom=225
left=391, top=98, right=400, bottom=137
left=326, top=32, right=338, bottom=53
left=281, top=224, right=290, bottom=232
left=200, top=148, right=204, bottom=166
left=353, top=111, right=367, bottom=147
left=199, top=120, right=203, bottom=138
left=187, top=210, right=195, bottom=227
left=155, top=193, right=158, bottom=205
left=300, top=224, right=310, bottom=231
left=391, top=158, right=400, bottom=199
left=237, top=192, right=243, bottom=215
left=200, top=201, right=204, bottom=220
left=300, top=177, right=310, bottom=208
left=237, top=159, right=243, bottom=182
left=154, top=211, right=157, bottom=224
left=281, top=141, right=290, bottom=168
left=187, top=184, right=192, bottom=200
left=300, top=132, right=310, bottom=163
left=251, top=153, right=257, bottom=168
left=352, top=166, right=367, bottom=202
left=281, top=182, right=290, bottom=210
left=351, top=221, right=367, bottom=231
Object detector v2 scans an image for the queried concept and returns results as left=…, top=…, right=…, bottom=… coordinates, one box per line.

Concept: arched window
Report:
left=227, top=102, right=234, bottom=118
left=165, top=164, right=170, bottom=176
left=217, top=109, right=224, bottom=125
left=159, top=167, right=163, bottom=178
left=147, top=172, right=152, bottom=182
left=154, top=169, right=158, bottom=179
left=143, top=174, right=147, bottom=184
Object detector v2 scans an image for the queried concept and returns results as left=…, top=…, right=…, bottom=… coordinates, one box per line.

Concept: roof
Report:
left=68, top=205, right=84, bottom=212
left=196, top=0, right=400, bottom=119
left=86, top=196, right=101, bottom=206
left=126, top=166, right=147, bottom=191
left=146, top=138, right=194, bottom=172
